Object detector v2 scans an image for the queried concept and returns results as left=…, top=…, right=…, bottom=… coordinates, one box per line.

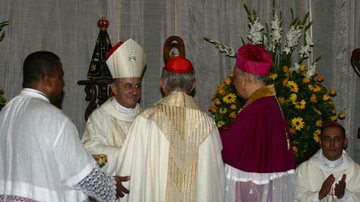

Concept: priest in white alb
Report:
left=295, top=122, right=360, bottom=201
left=116, top=56, right=225, bottom=202
left=82, top=38, right=146, bottom=175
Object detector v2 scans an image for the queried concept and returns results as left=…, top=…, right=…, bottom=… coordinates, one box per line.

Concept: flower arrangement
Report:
left=0, top=20, right=9, bottom=111
left=205, top=4, right=345, bottom=164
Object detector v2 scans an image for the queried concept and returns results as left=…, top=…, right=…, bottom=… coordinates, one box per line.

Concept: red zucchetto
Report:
left=235, top=44, right=273, bottom=76
left=165, top=56, right=193, bottom=73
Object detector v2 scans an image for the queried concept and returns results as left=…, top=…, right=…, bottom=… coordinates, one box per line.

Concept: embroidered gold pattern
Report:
left=142, top=92, right=215, bottom=202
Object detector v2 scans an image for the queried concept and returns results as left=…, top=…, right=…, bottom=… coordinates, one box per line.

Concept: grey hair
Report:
left=234, top=69, right=269, bottom=84
left=161, top=69, right=195, bottom=93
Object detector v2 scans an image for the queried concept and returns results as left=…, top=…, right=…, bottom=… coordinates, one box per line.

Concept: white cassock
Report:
left=0, top=88, right=96, bottom=202
left=82, top=97, right=141, bottom=175
left=295, top=150, right=360, bottom=202
left=117, top=91, right=225, bottom=202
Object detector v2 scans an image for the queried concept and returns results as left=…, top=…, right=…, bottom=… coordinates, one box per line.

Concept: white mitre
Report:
left=106, top=38, right=146, bottom=78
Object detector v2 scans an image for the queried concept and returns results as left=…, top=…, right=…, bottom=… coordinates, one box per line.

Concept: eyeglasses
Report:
left=321, top=136, right=344, bottom=143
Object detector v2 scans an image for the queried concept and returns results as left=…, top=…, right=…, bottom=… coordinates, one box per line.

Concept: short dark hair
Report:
left=22, top=51, right=60, bottom=87
left=320, top=122, right=346, bottom=138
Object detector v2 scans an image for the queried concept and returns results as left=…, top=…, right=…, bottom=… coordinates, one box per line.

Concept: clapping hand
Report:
left=334, top=174, right=346, bottom=199
left=114, top=176, right=130, bottom=198
left=319, top=174, right=335, bottom=200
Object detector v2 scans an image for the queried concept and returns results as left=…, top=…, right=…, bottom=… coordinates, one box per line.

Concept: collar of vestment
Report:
left=156, top=90, right=200, bottom=110
left=311, top=150, right=353, bottom=172
left=21, top=88, right=49, bottom=102
left=101, top=97, right=141, bottom=121
left=243, top=84, right=276, bottom=109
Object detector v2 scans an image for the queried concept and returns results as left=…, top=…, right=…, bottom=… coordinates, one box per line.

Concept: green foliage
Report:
left=205, top=4, right=344, bottom=164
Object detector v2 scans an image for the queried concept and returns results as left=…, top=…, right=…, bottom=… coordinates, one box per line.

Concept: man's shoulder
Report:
left=30, top=97, right=68, bottom=120
left=88, top=99, right=114, bottom=118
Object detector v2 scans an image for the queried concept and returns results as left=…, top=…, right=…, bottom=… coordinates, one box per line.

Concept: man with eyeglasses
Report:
left=295, top=122, right=360, bottom=201
left=82, top=38, right=146, bottom=177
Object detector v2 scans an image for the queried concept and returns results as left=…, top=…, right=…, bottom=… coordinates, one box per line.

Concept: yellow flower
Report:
left=210, top=93, right=216, bottom=100
left=317, top=74, right=324, bottom=83
left=313, top=85, right=321, bottom=92
left=289, top=93, right=297, bottom=103
left=313, top=129, right=321, bottom=143
left=209, top=104, right=217, bottom=113
left=331, top=116, right=337, bottom=121
left=229, top=112, right=237, bottom=119
left=302, top=77, right=310, bottom=83
left=224, top=78, right=231, bottom=85
left=286, top=81, right=299, bottom=93
left=299, top=64, right=307, bottom=72
left=310, top=94, right=317, bottom=103
left=223, top=93, right=237, bottom=104
left=292, top=146, right=298, bottom=153
left=338, top=112, right=346, bottom=119
left=315, top=120, right=323, bottom=127
left=330, top=88, right=337, bottom=96
left=217, top=121, right=225, bottom=128
left=215, top=98, right=221, bottom=105
left=323, top=94, right=330, bottom=101
left=278, top=97, right=285, bottom=104
left=270, top=73, right=278, bottom=80
left=294, top=100, right=306, bottom=109
left=230, top=104, right=237, bottom=110
left=308, top=84, right=314, bottom=91
left=291, top=117, right=305, bottom=131
left=218, top=89, right=226, bottom=96
left=282, top=79, right=289, bottom=86
left=289, top=127, right=296, bottom=135
left=282, top=65, right=289, bottom=72
left=219, top=107, right=227, bottom=114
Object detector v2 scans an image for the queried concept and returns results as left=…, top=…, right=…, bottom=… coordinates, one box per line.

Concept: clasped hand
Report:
left=319, top=174, right=346, bottom=200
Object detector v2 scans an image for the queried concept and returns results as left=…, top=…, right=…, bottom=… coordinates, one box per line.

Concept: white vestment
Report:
left=0, top=88, right=96, bottom=202
left=82, top=97, right=141, bottom=175
left=117, top=91, right=225, bottom=202
left=295, top=150, right=360, bottom=202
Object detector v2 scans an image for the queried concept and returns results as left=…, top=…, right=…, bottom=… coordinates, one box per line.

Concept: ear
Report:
left=160, top=78, right=168, bottom=95
left=43, top=75, right=52, bottom=86
left=110, top=82, right=118, bottom=96
left=242, top=72, right=249, bottom=82
left=344, top=138, right=348, bottom=149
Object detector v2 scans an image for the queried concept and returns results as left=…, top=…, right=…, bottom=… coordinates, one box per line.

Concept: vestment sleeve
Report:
left=82, top=112, right=121, bottom=175
left=74, top=167, right=117, bottom=201
left=53, top=119, right=96, bottom=187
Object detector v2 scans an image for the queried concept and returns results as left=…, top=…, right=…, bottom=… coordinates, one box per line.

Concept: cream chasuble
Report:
left=295, top=150, right=360, bottom=202
left=117, top=91, right=225, bottom=202
left=82, top=97, right=141, bottom=175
